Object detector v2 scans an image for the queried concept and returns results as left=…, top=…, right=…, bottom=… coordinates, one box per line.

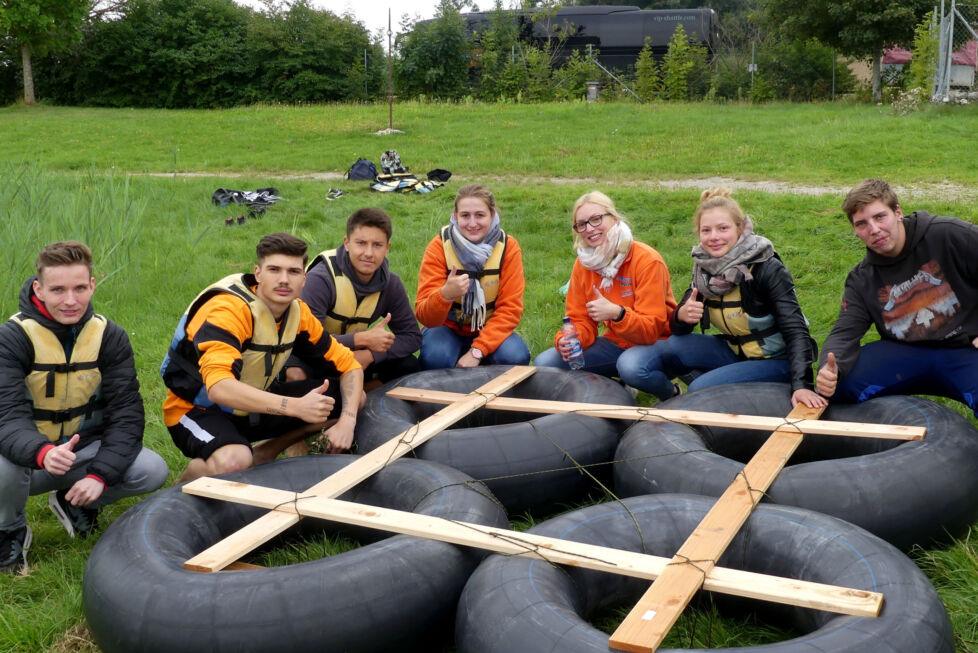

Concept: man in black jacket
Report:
left=817, top=179, right=978, bottom=414
left=0, top=242, right=168, bottom=574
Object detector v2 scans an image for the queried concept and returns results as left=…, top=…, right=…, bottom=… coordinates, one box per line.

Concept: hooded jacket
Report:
left=0, top=278, right=144, bottom=485
left=820, top=212, right=978, bottom=375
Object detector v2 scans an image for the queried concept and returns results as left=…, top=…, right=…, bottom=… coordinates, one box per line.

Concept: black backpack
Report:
left=345, top=158, right=378, bottom=181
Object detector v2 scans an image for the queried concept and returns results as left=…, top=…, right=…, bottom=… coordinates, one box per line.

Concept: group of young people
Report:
left=3, top=178, right=977, bottom=575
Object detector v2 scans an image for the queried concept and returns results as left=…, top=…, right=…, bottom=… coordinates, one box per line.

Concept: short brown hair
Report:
left=454, top=184, right=496, bottom=214
left=36, top=241, right=93, bottom=280
left=842, top=179, right=900, bottom=222
left=256, top=232, right=308, bottom=265
left=347, top=208, right=392, bottom=241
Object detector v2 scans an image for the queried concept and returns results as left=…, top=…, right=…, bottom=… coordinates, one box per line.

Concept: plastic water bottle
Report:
left=561, top=316, right=585, bottom=370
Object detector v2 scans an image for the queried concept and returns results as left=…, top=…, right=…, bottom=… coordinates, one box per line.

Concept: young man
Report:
left=0, top=242, right=168, bottom=574
left=816, top=179, right=978, bottom=413
left=162, top=232, right=364, bottom=482
left=288, top=208, right=421, bottom=386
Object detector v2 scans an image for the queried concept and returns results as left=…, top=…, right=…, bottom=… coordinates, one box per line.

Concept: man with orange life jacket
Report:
left=0, top=242, right=167, bottom=573
left=285, top=208, right=421, bottom=387
left=161, top=233, right=363, bottom=483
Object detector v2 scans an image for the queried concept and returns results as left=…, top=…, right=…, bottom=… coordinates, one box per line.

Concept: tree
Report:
left=661, top=24, right=708, bottom=100
left=396, top=0, right=472, bottom=99
left=760, top=0, right=930, bottom=101
left=908, top=11, right=937, bottom=95
left=0, top=0, right=87, bottom=104
left=635, top=36, right=661, bottom=101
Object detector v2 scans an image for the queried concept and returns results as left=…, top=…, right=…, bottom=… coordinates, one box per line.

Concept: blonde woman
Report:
left=535, top=191, right=676, bottom=384
left=638, top=188, right=825, bottom=407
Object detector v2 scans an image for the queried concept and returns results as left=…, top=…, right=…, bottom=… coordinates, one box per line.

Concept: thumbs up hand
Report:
left=290, top=380, right=336, bottom=423
left=440, top=266, right=470, bottom=302
left=357, top=313, right=396, bottom=353
left=816, top=352, right=838, bottom=398
left=586, top=285, right=621, bottom=322
left=43, top=433, right=80, bottom=476
left=677, top=288, right=704, bottom=325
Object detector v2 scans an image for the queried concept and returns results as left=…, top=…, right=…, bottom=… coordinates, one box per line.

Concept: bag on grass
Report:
left=346, top=159, right=378, bottom=181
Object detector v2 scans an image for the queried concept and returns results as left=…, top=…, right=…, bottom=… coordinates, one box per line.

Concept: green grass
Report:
left=1, top=101, right=978, bottom=652
left=2, top=102, right=978, bottom=186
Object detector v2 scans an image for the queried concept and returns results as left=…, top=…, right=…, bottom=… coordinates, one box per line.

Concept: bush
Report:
left=635, top=37, right=661, bottom=102
left=396, top=2, right=471, bottom=100
left=908, top=11, right=937, bottom=94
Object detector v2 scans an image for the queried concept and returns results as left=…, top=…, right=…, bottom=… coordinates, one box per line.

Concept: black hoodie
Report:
left=820, top=212, right=978, bottom=375
left=0, top=277, right=145, bottom=485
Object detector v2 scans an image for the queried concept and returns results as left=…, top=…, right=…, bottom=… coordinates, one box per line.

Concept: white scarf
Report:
left=576, top=220, right=633, bottom=290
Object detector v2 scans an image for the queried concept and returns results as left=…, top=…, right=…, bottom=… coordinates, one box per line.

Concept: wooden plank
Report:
left=184, top=476, right=882, bottom=618
left=609, top=403, right=827, bottom=653
left=182, top=366, right=537, bottom=572
left=385, top=387, right=925, bottom=441
left=223, top=561, right=265, bottom=572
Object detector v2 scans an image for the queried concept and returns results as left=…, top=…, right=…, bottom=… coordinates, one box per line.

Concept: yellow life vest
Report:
left=704, top=286, right=785, bottom=359
left=308, top=249, right=380, bottom=335
left=165, top=274, right=301, bottom=416
left=440, top=226, right=506, bottom=328
left=12, top=313, right=106, bottom=441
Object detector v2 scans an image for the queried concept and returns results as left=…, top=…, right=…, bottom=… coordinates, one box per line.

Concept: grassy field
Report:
left=1, top=101, right=977, bottom=652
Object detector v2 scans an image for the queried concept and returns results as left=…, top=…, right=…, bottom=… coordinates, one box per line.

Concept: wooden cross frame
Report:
left=181, top=366, right=926, bottom=651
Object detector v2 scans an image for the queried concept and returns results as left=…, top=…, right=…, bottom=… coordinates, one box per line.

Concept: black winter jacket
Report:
left=670, top=256, right=816, bottom=392
left=0, top=278, right=145, bottom=485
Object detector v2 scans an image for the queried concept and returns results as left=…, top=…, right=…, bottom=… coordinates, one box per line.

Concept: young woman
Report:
left=534, top=191, right=676, bottom=382
left=415, top=184, right=530, bottom=369
left=635, top=188, right=825, bottom=407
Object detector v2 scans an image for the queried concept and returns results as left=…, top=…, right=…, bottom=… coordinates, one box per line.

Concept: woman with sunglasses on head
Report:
left=415, top=184, right=530, bottom=369
left=535, top=191, right=676, bottom=385
left=634, top=188, right=825, bottom=407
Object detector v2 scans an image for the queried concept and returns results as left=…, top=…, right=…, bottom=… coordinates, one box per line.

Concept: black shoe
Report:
left=0, top=526, right=31, bottom=574
left=48, top=490, right=99, bottom=539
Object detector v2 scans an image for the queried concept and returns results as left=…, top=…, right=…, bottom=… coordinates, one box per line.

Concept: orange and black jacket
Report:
left=162, top=273, right=359, bottom=427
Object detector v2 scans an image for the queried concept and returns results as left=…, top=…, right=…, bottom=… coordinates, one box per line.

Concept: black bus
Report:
left=458, top=5, right=719, bottom=69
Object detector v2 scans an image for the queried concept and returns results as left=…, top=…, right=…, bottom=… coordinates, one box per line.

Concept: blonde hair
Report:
left=693, top=187, right=747, bottom=234
left=571, top=191, right=627, bottom=249
left=454, top=184, right=497, bottom=214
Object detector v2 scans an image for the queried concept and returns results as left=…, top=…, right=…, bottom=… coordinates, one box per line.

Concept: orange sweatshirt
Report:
left=415, top=233, right=525, bottom=356
left=554, top=241, right=676, bottom=350
left=163, top=293, right=359, bottom=426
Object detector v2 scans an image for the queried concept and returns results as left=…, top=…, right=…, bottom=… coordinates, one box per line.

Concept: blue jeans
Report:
left=618, top=333, right=791, bottom=400
left=836, top=340, right=978, bottom=416
left=420, top=326, right=531, bottom=370
left=534, top=337, right=626, bottom=378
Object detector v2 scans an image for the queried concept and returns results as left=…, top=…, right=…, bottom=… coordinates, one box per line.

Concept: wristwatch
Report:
left=469, top=347, right=484, bottom=360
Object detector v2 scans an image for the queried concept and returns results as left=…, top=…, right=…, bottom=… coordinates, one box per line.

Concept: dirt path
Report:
left=141, top=171, right=978, bottom=201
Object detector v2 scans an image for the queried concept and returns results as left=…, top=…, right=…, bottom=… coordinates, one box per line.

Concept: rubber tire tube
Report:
left=355, top=366, right=635, bottom=514
left=613, top=382, right=978, bottom=550
left=83, top=455, right=509, bottom=653
left=456, top=494, right=953, bottom=653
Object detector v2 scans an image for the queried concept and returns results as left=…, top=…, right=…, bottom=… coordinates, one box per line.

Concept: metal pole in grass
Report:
left=376, top=8, right=403, bottom=135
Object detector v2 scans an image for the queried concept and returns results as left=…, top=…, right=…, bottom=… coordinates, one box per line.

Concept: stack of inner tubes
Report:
left=356, top=366, right=635, bottom=514
left=614, top=382, right=978, bottom=550
left=83, top=455, right=507, bottom=653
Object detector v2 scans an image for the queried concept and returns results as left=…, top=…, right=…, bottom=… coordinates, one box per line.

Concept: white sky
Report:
left=235, top=1, right=441, bottom=38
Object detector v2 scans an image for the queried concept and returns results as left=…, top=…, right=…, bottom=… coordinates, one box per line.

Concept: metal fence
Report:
left=935, top=0, right=978, bottom=99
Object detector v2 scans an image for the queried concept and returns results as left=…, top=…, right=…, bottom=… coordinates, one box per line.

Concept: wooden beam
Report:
left=385, top=387, right=925, bottom=441
left=183, top=476, right=882, bottom=618
left=182, top=366, right=537, bottom=573
left=609, top=403, right=827, bottom=653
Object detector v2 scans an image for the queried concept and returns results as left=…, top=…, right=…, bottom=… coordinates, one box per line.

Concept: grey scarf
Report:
left=448, top=213, right=503, bottom=330
left=691, top=218, right=774, bottom=299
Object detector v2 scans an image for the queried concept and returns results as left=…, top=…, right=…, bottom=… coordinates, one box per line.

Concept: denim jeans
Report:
left=0, top=442, right=169, bottom=532
left=420, top=326, right=531, bottom=370
left=835, top=339, right=978, bottom=416
left=617, top=333, right=791, bottom=400
left=534, top=337, right=626, bottom=378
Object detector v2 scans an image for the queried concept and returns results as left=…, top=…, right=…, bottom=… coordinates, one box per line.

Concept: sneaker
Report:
left=48, top=490, right=99, bottom=539
left=0, top=526, right=32, bottom=574
left=325, top=188, right=345, bottom=201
